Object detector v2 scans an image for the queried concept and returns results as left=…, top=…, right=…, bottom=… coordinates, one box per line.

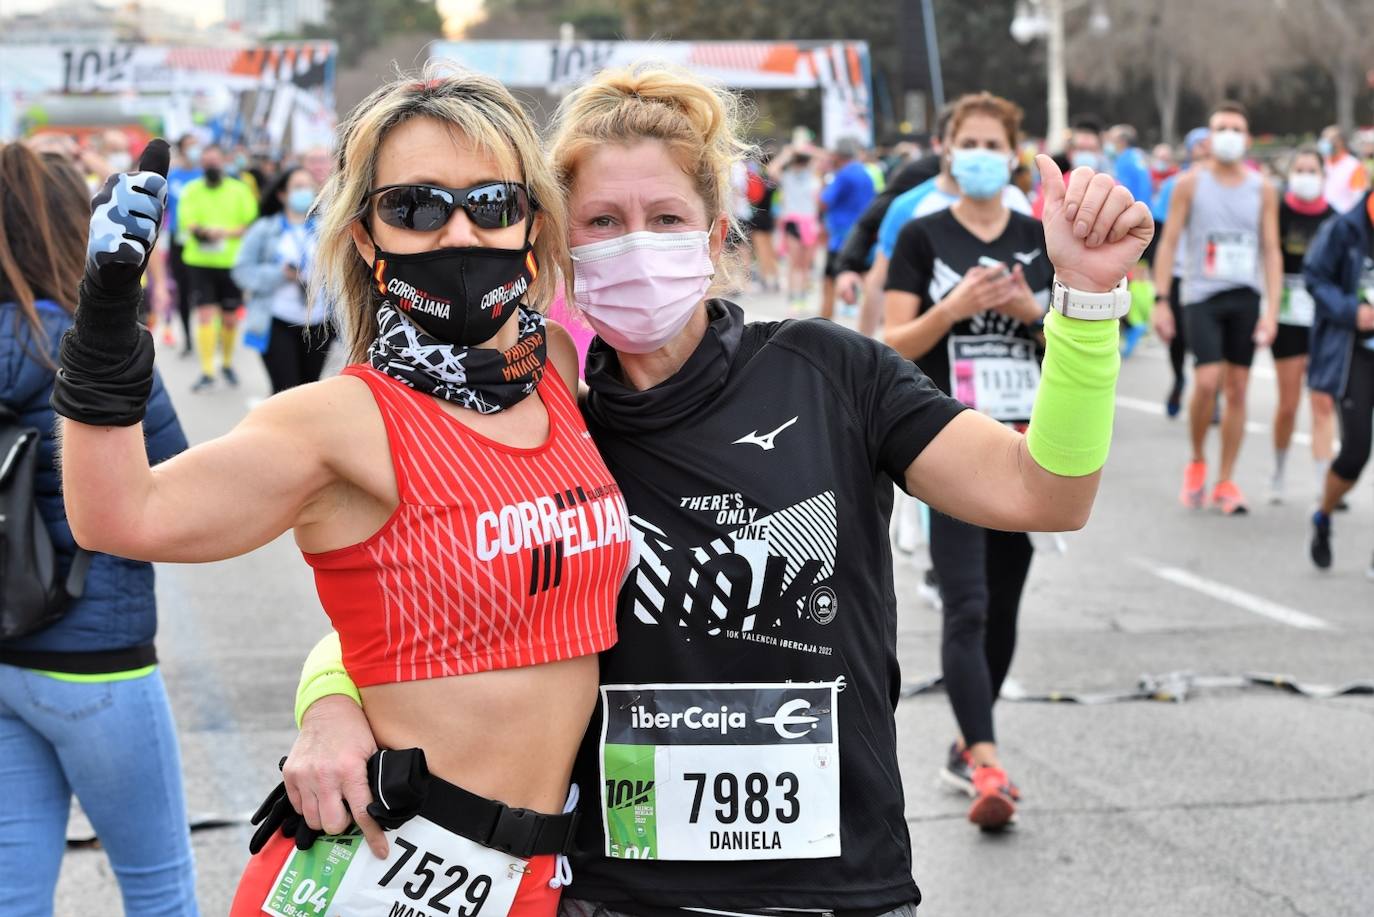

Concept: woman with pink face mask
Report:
left=285, top=63, right=1153, bottom=916
left=1269, top=147, right=1338, bottom=504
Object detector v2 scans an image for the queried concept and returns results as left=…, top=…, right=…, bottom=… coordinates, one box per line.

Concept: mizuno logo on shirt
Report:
left=733, top=416, right=798, bottom=451
left=1013, top=248, right=1042, bottom=266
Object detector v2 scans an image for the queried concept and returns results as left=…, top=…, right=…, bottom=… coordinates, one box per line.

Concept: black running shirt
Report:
left=886, top=209, right=1053, bottom=423
left=568, top=302, right=965, bottom=912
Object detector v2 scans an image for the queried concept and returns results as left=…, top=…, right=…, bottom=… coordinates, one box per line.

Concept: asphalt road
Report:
left=53, top=291, right=1373, bottom=916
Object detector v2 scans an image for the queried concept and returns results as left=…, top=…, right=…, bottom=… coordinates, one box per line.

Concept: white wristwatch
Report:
left=1050, top=277, right=1131, bottom=320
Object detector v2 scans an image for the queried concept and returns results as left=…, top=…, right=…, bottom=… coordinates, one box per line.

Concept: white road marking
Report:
left=1132, top=559, right=1334, bottom=630
left=1116, top=394, right=1312, bottom=446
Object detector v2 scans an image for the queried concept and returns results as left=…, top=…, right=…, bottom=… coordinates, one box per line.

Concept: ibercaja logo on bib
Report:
left=599, top=683, right=841, bottom=862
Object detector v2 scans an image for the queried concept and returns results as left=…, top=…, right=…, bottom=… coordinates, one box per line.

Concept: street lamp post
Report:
left=1011, top=0, right=1109, bottom=154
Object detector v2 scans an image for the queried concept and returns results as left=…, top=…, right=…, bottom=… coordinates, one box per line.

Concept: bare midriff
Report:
left=359, top=653, right=600, bottom=816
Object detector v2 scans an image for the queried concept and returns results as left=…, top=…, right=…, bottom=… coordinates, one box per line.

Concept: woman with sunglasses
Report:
left=285, top=65, right=1150, bottom=916
left=53, top=69, right=631, bottom=917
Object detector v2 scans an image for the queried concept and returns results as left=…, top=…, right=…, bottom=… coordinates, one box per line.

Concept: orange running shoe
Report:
left=968, top=765, right=1017, bottom=830
left=1210, top=479, right=1248, bottom=515
left=1180, top=461, right=1207, bottom=509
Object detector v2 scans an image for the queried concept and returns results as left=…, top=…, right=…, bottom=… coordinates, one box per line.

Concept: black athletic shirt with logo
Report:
left=885, top=208, right=1053, bottom=419
left=1278, top=200, right=1334, bottom=275
left=567, top=301, right=965, bottom=913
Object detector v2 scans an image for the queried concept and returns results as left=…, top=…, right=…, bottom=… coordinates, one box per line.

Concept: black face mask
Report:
left=203, top=166, right=223, bottom=186
left=369, top=243, right=537, bottom=346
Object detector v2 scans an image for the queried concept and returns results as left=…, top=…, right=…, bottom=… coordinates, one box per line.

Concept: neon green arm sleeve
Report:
left=1025, top=310, right=1121, bottom=477
left=295, top=631, right=362, bottom=728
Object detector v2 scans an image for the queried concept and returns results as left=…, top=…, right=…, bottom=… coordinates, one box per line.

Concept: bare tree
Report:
left=1275, top=0, right=1374, bottom=135
left=1065, top=0, right=1289, bottom=144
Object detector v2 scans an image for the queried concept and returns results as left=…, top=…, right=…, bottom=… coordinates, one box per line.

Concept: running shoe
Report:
left=939, top=742, right=975, bottom=796
left=191, top=374, right=214, bottom=393
left=222, top=366, right=239, bottom=388
left=1180, top=461, right=1207, bottom=509
left=1210, top=480, right=1248, bottom=515
left=1310, top=511, right=1332, bottom=570
left=968, top=765, right=1017, bottom=830
left=1165, top=383, right=1184, bottom=418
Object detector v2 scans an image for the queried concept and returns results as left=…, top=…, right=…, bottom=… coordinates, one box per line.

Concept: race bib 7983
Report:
left=599, top=682, right=841, bottom=862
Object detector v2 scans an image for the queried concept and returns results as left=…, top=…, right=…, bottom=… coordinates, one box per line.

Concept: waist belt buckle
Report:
left=487, top=805, right=540, bottom=857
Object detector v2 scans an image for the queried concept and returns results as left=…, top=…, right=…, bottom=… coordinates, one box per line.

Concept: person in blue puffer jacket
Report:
left=0, top=142, right=198, bottom=915
left=1304, top=190, right=1374, bottom=577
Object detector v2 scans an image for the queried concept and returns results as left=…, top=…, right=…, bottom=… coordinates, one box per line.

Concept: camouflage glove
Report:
left=75, top=139, right=169, bottom=354
left=53, top=139, right=169, bottom=426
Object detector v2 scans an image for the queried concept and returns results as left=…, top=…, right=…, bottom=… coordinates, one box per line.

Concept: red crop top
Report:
left=305, top=365, right=630, bottom=687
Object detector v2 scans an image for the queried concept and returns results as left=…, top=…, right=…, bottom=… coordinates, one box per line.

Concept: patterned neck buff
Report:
left=368, top=301, right=547, bottom=414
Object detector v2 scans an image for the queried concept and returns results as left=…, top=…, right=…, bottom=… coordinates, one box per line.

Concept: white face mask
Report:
left=1210, top=129, right=1247, bottom=163
left=570, top=230, right=715, bottom=354
left=105, top=151, right=133, bottom=173
left=1288, top=172, right=1323, bottom=202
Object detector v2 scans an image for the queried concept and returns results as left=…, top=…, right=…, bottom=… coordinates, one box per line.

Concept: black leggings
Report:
left=1332, top=346, right=1374, bottom=483
left=929, top=510, right=1034, bottom=747
left=260, top=318, right=335, bottom=394
left=169, top=241, right=194, bottom=345
left=1168, top=276, right=1188, bottom=391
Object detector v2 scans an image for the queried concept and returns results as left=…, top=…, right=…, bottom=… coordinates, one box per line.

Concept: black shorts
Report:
left=746, top=207, right=775, bottom=234
left=187, top=266, right=242, bottom=310
left=824, top=249, right=843, bottom=278
left=1271, top=322, right=1310, bottom=361
left=1185, top=287, right=1260, bottom=367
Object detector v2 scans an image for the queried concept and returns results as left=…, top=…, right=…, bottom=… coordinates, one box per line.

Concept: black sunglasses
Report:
left=368, top=181, right=535, bottom=232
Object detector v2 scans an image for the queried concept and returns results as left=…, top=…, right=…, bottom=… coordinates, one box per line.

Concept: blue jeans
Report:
left=0, top=664, right=199, bottom=916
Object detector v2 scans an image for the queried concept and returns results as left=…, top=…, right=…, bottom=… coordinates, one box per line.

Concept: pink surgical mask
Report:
left=570, top=230, right=714, bottom=354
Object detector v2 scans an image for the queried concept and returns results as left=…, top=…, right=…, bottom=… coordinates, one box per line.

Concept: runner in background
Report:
left=739, top=155, right=780, bottom=293
left=231, top=166, right=334, bottom=394
left=1270, top=147, right=1337, bottom=504
left=1152, top=102, right=1282, bottom=516
left=884, top=91, right=1058, bottom=830
left=1152, top=128, right=1210, bottom=416
left=818, top=137, right=875, bottom=319
left=1106, top=124, right=1154, bottom=205
left=165, top=135, right=203, bottom=356
left=1150, top=142, right=1179, bottom=191
left=1320, top=125, right=1370, bottom=214
left=834, top=118, right=946, bottom=336
left=769, top=143, right=822, bottom=312
left=178, top=144, right=258, bottom=392
left=1306, top=190, right=1374, bottom=577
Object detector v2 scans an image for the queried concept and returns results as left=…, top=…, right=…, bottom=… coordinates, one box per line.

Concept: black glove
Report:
left=53, top=139, right=169, bottom=426
left=248, top=757, right=325, bottom=855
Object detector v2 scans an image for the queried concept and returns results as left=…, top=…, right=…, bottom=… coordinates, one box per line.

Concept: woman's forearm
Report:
left=883, top=302, right=954, bottom=361
left=60, top=420, right=158, bottom=555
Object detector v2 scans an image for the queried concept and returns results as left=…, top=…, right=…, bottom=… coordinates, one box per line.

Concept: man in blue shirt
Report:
left=1107, top=124, right=1154, bottom=207
left=819, top=138, right=875, bottom=319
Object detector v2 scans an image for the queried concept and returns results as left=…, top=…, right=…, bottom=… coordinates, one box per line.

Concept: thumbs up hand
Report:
left=1036, top=154, right=1153, bottom=293
left=85, top=139, right=170, bottom=293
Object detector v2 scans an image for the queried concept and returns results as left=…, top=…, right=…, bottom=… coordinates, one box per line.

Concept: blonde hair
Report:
left=546, top=63, right=754, bottom=292
left=313, top=63, right=568, bottom=363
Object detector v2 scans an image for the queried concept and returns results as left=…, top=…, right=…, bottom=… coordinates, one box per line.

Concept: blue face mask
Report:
left=950, top=149, right=1011, bottom=200
left=287, top=187, right=316, bottom=214
left=1317, top=138, right=1334, bottom=158
left=1070, top=150, right=1104, bottom=172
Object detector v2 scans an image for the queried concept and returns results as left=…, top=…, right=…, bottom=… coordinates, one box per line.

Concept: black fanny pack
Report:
left=250, top=746, right=579, bottom=859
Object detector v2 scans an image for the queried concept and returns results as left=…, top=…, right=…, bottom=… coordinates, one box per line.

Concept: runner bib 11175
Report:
left=599, top=682, right=841, bottom=862
left=262, top=817, right=527, bottom=917
left=948, top=335, right=1040, bottom=421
